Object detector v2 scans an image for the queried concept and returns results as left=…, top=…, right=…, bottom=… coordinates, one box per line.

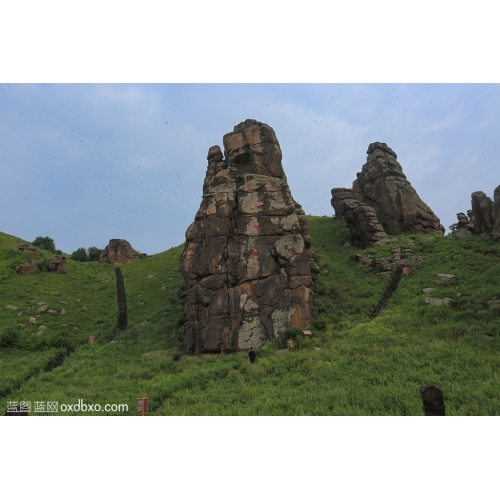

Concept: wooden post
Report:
left=420, top=385, right=445, bottom=416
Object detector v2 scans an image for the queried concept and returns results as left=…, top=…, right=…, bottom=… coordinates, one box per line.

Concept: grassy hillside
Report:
left=1, top=218, right=499, bottom=415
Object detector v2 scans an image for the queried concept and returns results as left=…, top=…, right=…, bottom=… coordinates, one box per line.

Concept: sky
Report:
left=1, top=82, right=499, bottom=255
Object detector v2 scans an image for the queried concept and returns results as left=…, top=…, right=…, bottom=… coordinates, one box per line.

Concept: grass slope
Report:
left=1, top=218, right=499, bottom=415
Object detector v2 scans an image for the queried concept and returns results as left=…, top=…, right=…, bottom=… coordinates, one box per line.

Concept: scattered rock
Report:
left=148, top=275, right=156, bottom=279
left=422, top=288, right=434, bottom=294
left=435, top=274, right=458, bottom=283
left=39, top=325, right=47, bottom=330
left=355, top=254, right=373, bottom=266
left=29, top=317, right=37, bottom=324
left=51, top=291, right=61, bottom=296
left=61, top=309, right=66, bottom=315
left=425, top=297, right=452, bottom=305
left=6, top=305, right=19, bottom=310
left=47, top=309, right=57, bottom=314
left=82, top=306, right=87, bottom=310
left=37, top=305, right=49, bottom=314
left=275, top=349, right=290, bottom=355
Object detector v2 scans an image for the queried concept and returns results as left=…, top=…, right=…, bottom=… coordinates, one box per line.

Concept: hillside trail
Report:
left=369, top=266, right=404, bottom=319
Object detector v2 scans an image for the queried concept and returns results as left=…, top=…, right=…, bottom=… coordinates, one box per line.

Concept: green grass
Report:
left=1, top=219, right=500, bottom=415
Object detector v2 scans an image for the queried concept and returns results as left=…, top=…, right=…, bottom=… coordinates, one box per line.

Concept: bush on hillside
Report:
left=31, top=236, right=56, bottom=252
left=87, top=247, right=103, bottom=262
left=71, top=247, right=89, bottom=262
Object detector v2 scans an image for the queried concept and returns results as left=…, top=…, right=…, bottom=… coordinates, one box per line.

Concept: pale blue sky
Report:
left=1, top=83, right=498, bottom=254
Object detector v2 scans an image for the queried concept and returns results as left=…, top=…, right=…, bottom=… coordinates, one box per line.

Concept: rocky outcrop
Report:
left=341, top=198, right=391, bottom=248
left=16, top=262, right=38, bottom=275
left=491, top=185, right=500, bottom=240
left=100, top=239, right=140, bottom=264
left=179, top=119, right=315, bottom=355
left=46, top=256, right=67, bottom=274
left=331, top=142, right=442, bottom=247
left=456, top=212, right=474, bottom=232
left=18, top=244, right=39, bottom=254
left=470, top=191, right=494, bottom=235
left=331, top=188, right=354, bottom=220
left=352, top=142, right=442, bottom=234
left=15, top=256, right=66, bottom=275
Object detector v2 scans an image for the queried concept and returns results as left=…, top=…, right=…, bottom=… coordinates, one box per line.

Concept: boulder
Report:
left=351, top=142, right=442, bottom=234
left=179, top=119, right=315, bottom=355
left=456, top=212, right=474, bottom=232
left=100, top=239, right=141, bottom=264
left=46, top=256, right=67, bottom=274
left=15, top=262, right=38, bottom=275
left=435, top=274, right=457, bottom=283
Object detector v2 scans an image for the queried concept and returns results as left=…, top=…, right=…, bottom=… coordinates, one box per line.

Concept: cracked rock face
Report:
left=179, top=119, right=314, bottom=354
left=352, top=142, right=442, bottom=234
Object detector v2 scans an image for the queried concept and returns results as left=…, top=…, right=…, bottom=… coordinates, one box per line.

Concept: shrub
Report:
left=31, top=236, right=56, bottom=252
left=313, top=316, right=328, bottom=331
left=71, top=247, right=89, bottom=262
left=0, top=328, right=20, bottom=348
left=87, top=247, right=103, bottom=262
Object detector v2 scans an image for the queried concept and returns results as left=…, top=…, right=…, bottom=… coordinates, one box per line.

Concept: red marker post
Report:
left=137, top=397, right=148, bottom=415
left=403, top=267, right=410, bottom=276
left=89, top=336, right=96, bottom=344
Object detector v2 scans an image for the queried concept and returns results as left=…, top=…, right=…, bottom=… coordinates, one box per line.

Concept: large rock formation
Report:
left=179, top=119, right=315, bottom=355
left=341, top=198, right=391, bottom=248
left=331, top=188, right=355, bottom=220
left=100, top=239, right=140, bottom=264
left=352, top=142, right=442, bottom=234
left=493, top=185, right=500, bottom=241
left=470, top=191, right=494, bottom=235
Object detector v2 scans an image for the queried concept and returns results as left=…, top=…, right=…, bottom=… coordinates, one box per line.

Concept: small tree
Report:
left=31, top=236, right=56, bottom=252
left=87, top=247, right=103, bottom=262
left=71, top=247, right=89, bottom=262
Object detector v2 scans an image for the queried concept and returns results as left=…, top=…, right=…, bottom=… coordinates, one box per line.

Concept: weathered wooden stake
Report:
left=420, top=385, right=445, bottom=416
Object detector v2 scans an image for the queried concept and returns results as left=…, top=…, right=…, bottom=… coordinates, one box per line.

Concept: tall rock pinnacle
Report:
left=352, top=142, right=442, bottom=235
left=179, top=119, right=314, bottom=354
